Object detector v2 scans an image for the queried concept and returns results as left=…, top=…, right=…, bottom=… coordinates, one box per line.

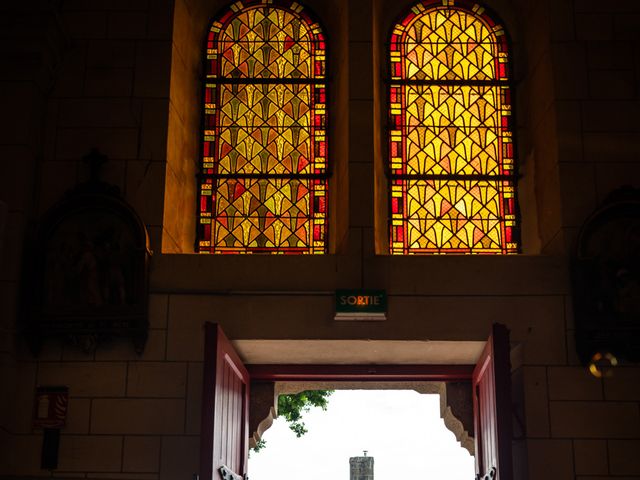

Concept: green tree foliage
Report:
left=251, top=390, right=333, bottom=452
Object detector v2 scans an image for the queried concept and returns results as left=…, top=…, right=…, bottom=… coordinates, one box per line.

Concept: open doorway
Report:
left=249, top=388, right=475, bottom=479
left=200, top=323, right=513, bottom=480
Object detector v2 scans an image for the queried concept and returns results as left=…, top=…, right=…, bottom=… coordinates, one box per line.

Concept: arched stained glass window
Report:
left=198, top=0, right=328, bottom=254
left=388, top=0, right=519, bottom=254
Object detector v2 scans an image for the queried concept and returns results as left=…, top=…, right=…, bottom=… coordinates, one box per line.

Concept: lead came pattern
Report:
left=210, top=4, right=325, bottom=79
left=389, top=0, right=518, bottom=254
left=199, top=0, right=328, bottom=254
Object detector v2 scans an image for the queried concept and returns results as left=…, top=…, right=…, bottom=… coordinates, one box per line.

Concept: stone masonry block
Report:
left=84, top=67, right=134, bottom=97
left=123, top=436, right=161, bottom=472
left=56, top=128, right=139, bottom=160
left=65, top=398, right=91, bottom=434
left=588, top=70, right=636, bottom=100
left=185, top=362, right=202, bottom=435
left=587, top=42, right=633, bottom=69
left=94, top=330, right=166, bottom=362
left=604, top=368, right=640, bottom=400
left=58, top=435, right=122, bottom=472
left=52, top=45, right=88, bottom=98
left=91, top=399, right=185, bottom=434
left=148, top=294, right=169, bottom=329
left=557, top=129, right=583, bottom=163
left=523, top=367, right=550, bottom=437
left=576, top=0, right=640, bottom=12
left=0, top=433, right=43, bottom=476
left=349, top=100, right=374, bottom=163
left=584, top=133, right=640, bottom=164
left=108, top=12, right=149, bottom=39
left=576, top=14, right=613, bottom=41
left=548, top=367, right=603, bottom=400
left=573, top=440, right=608, bottom=475
left=139, top=99, right=170, bottom=161
left=349, top=0, right=372, bottom=42
left=608, top=440, right=640, bottom=475
left=38, top=363, right=126, bottom=397
left=134, top=41, right=172, bottom=97
left=61, top=12, right=108, bottom=39
left=559, top=163, right=597, bottom=227
left=148, top=0, right=172, bottom=39
left=167, top=295, right=334, bottom=354
left=39, top=160, right=79, bottom=212
left=62, top=0, right=149, bottom=11
left=614, top=13, right=640, bottom=40
left=527, top=439, right=574, bottom=480
left=550, top=401, right=640, bottom=438
left=582, top=101, right=640, bottom=133
left=125, top=160, right=166, bottom=225
left=349, top=42, right=373, bottom=100
left=549, top=0, right=575, bottom=41
left=159, top=436, right=199, bottom=480
left=88, top=40, right=136, bottom=68
left=127, top=362, right=187, bottom=398
left=551, top=43, right=588, bottom=99
left=595, top=162, right=640, bottom=203
left=0, top=145, right=35, bottom=211
left=171, top=0, right=207, bottom=70
left=58, top=98, right=142, bottom=128
left=7, top=362, right=37, bottom=434
left=527, top=53, right=554, bottom=131
left=0, top=83, right=37, bottom=145
left=37, top=160, right=79, bottom=213
left=349, top=162, right=374, bottom=227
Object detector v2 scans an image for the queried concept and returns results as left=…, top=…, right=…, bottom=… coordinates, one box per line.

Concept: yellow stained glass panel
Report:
left=199, top=1, right=327, bottom=254
left=389, top=1, right=517, bottom=254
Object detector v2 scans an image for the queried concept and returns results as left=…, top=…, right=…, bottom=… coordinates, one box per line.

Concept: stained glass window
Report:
left=198, top=0, right=327, bottom=254
left=389, top=0, right=518, bottom=254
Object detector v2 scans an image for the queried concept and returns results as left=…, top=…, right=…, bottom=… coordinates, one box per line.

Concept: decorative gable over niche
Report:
left=24, top=150, right=151, bottom=354
left=572, top=186, right=640, bottom=365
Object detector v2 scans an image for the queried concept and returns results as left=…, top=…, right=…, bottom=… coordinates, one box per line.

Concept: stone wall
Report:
left=0, top=1, right=639, bottom=479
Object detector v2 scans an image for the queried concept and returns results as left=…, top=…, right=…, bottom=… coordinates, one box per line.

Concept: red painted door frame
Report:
left=473, top=323, right=513, bottom=480
left=200, top=323, right=512, bottom=480
left=200, top=323, right=250, bottom=480
left=246, top=363, right=474, bottom=381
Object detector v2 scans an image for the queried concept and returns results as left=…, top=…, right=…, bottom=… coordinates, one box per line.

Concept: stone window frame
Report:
left=163, top=0, right=548, bottom=255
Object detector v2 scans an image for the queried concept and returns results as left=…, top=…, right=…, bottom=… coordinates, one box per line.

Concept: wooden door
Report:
left=472, top=323, right=513, bottom=480
left=200, top=323, right=250, bottom=480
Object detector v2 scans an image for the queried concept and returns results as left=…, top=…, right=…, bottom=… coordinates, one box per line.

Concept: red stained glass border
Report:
left=206, top=0, right=326, bottom=80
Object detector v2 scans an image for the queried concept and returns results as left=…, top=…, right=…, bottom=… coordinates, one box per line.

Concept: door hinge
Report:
left=477, top=467, right=496, bottom=480
left=218, top=465, right=243, bottom=480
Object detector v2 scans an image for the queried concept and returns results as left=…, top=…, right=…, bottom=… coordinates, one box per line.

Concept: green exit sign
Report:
left=334, top=290, right=387, bottom=321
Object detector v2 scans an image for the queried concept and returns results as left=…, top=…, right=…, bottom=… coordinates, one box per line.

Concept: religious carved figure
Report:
left=25, top=150, right=150, bottom=354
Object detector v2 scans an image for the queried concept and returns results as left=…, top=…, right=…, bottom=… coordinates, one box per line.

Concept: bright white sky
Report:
left=248, top=390, right=474, bottom=480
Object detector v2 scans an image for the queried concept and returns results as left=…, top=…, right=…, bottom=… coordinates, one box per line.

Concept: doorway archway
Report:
left=200, top=323, right=513, bottom=480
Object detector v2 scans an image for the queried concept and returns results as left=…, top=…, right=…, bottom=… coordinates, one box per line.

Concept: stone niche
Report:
left=572, top=187, right=640, bottom=364
left=24, top=151, right=151, bottom=354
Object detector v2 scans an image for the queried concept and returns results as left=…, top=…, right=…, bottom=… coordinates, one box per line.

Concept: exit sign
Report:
left=334, top=290, right=387, bottom=321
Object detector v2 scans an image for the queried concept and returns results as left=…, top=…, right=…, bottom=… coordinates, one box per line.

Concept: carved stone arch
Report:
left=249, top=380, right=475, bottom=455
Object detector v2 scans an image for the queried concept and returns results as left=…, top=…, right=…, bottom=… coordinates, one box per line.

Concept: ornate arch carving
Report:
left=249, top=380, right=475, bottom=455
